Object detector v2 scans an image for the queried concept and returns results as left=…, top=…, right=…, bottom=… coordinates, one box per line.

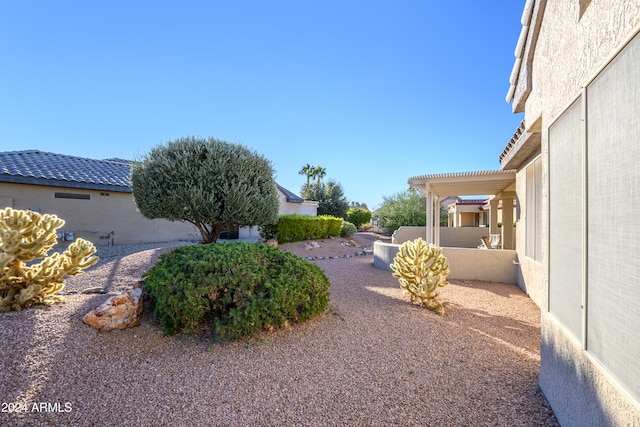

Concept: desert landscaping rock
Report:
left=82, top=288, right=144, bottom=332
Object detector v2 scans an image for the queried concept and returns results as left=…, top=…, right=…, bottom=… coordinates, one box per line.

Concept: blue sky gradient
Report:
left=1, top=1, right=525, bottom=209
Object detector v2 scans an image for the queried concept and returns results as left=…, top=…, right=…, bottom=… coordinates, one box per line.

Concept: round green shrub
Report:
left=346, top=208, right=371, bottom=228
left=143, top=242, right=330, bottom=340
left=340, top=221, right=357, bottom=237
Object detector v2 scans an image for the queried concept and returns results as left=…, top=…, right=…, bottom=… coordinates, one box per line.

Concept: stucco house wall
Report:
left=0, top=182, right=201, bottom=245
left=506, top=1, right=640, bottom=425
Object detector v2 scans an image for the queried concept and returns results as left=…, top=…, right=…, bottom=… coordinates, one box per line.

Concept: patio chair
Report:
left=489, top=233, right=502, bottom=249
left=479, top=236, right=490, bottom=249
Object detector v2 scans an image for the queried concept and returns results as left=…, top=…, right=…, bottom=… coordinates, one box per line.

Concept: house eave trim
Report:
left=0, top=175, right=132, bottom=193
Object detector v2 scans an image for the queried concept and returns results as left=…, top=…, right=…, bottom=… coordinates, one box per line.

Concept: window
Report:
left=54, top=192, right=90, bottom=200
left=525, top=155, right=542, bottom=262
left=548, top=98, right=584, bottom=343
left=547, top=31, right=640, bottom=401
left=585, top=30, right=640, bottom=402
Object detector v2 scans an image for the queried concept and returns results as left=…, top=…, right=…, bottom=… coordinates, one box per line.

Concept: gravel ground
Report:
left=1, top=239, right=558, bottom=426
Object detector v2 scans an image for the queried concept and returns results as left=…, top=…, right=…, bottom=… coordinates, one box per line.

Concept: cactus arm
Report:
left=0, top=208, right=99, bottom=312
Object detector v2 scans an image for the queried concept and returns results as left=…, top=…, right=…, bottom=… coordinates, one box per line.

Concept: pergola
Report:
left=407, top=169, right=517, bottom=248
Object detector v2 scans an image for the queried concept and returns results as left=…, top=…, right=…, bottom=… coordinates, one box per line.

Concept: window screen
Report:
left=586, top=33, right=640, bottom=402
left=548, top=97, right=584, bottom=342
left=525, top=156, right=543, bottom=262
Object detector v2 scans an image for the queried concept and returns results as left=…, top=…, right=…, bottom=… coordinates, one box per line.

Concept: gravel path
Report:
left=1, top=241, right=558, bottom=426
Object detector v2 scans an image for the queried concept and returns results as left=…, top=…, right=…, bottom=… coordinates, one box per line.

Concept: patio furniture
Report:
left=489, top=234, right=502, bottom=249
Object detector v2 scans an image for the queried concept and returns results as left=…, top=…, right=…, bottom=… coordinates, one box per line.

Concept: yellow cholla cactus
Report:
left=390, top=238, right=450, bottom=315
left=0, top=208, right=99, bottom=312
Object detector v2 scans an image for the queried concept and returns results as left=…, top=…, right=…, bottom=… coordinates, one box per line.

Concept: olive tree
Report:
left=131, top=137, right=279, bottom=243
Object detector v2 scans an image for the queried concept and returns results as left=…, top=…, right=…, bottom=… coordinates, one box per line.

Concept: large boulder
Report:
left=82, top=288, right=143, bottom=332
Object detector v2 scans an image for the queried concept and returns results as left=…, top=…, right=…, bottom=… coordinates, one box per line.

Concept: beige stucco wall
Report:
left=515, top=1, right=640, bottom=424
left=391, top=225, right=515, bottom=249
left=515, top=0, right=640, bottom=323
left=277, top=192, right=302, bottom=215
left=0, top=183, right=200, bottom=245
left=373, top=241, right=518, bottom=284
left=523, top=1, right=640, bottom=125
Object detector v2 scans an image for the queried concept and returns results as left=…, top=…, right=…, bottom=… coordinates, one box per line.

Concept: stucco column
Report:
left=427, top=190, right=434, bottom=244
left=501, top=197, right=514, bottom=250
left=434, top=197, right=441, bottom=247
left=489, top=198, right=499, bottom=235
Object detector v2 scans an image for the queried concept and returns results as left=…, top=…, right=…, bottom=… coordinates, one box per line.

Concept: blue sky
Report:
left=1, top=1, right=525, bottom=210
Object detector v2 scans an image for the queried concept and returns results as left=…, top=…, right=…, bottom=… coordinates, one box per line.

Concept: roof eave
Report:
left=0, top=175, right=132, bottom=193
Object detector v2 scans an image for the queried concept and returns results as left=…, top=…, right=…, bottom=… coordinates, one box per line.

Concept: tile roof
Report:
left=276, top=184, right=304, bottom=203
left=0, top=150, right=132, bottom=192
left=454, top=198, right=488, bottom=205
left=499, top=120, right=525, bottom=164
left=0, top=150, right=304, bottom=202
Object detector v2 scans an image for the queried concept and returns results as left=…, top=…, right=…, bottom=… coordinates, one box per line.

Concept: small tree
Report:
left=347, top=208, right=371, bottom=228
left=373, top=188, right=426, bottom=234
left=301, top=180, right=349, bottom=219
left=313, top=166, right=327, bottom=184
left=131, top=137, right=279, bottom=243
left=298, top=163, right=314, bottom=186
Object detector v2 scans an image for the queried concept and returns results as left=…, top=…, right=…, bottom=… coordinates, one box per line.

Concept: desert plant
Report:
left=390, top=238, right=450, bottom=315
left=143, top=242, right=330, bottom=339
left=347, top=208, right=371, bottom=228
left=131, top=136, right=279, bottom=243
left=0, top=208, right=98, bottom=312
left=340, top=221, right=357, bottom=237
left=374, top=188, right=426, bottom=235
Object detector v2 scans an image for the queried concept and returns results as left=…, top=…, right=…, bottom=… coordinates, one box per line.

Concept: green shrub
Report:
left=321, top=215, right=343, bottom=237
left=143, top=242, right=330, bottom=340
left=340, top=221, right=357, bottom=237
left=346, top=208, right=371, bottom=228
left=271, top=214, right=343, bottom=242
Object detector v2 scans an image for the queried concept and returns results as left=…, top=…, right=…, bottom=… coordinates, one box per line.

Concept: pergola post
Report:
left=489, top=198, right=499, bottom=235
left=434, top=196, right=441, bottom=247
left=425, top=186, right=433, bottom=244
left=501, top=196, right=514, bottom=250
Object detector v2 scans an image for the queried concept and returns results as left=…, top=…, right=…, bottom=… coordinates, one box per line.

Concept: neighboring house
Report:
left=0, top=150, right=315, bottom=245
left=446, top=198, right=488, bottom=227
left=504, top=1, right=640, bottom=425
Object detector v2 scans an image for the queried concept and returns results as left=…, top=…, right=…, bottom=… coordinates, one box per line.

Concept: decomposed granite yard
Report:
left=0, top=235, right=558, bottom=426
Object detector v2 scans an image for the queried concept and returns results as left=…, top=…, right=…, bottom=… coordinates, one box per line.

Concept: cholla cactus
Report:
left=0, top=208, right=99, bottom=312
left=390, top=238, right=450, bottom=314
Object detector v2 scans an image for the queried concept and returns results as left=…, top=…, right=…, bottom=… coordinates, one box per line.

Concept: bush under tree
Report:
left=143, top=242, right=330, bottom=340
left=131, top=137, right=279, bottom=243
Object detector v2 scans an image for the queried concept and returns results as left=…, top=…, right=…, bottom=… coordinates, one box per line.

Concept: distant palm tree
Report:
left=314, top=166, right=327, bottom=184
left=298, top=163, right=314, bottom=186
